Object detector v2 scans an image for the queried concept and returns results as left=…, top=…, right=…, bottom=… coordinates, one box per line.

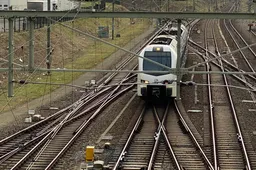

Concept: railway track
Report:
left=205, top=19, right=248, bottom=169
left=189, top=17, right=256, bottom=169
left=0, top=67, right=136, bottom=166
left=0, top=78, right=135, bottom=169
left=0, top=23, right=174, bottom=169
left=188, top=3, right=256, bottom=166
left=110, top=100, right=212, bottom=170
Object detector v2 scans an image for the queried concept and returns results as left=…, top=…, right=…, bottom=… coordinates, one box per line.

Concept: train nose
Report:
left=152, top=88, right=161, bottom=97
left=148, top=85, right=166, bottom=98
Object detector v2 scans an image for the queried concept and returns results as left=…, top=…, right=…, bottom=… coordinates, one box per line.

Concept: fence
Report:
left=0, top=17, right=73, bottom=32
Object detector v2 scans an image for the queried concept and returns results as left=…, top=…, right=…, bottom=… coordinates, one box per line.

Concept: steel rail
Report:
left=223, top=19, right=255, bottom=73
left=174, top=100, right=214, bottom=170
left=71, top=23, right=166, bottom=132
left=10, top=128, right=56, bottom=170
left=205, top=19, right=218, bottom=170
left=0, top=25, right=143, bottom=151
left=1, top=21, right=186, bottom=169
left=0, top=90, right=110, bottom=163
left=10, top=84, right=134, bottom=170
left=216, top=22, right=252, bottom=170
left=45, top=84, right=136, bottom=170
left=218, top=46, right=252, bottom=170
left=73, top=83, right=133, bottom=134
left=74, top=65, right=138, bottom=134
left=149, top=103, right=182, bottom=170
left=45, top=85, right=133, bottom=170
left=112, top=105, right=145, bottom=170
left=2, top=85, right=112, bottom=151
left=188, top=41, right=256, bottom=90
left=0, top=132, right=47, bottom=164
left=69, top=76, right=137, bottom=123
left=250, top=30, right=256, bottom=37
left=158, top=102, right=181, bottom=170
left=1, top=21, right=159, bottom=169
left=7, top=79, right=133, bottom=169
left=226, top=19, right=256, bottom=101
left=200, top=9, right=252, bottom=168
left=189, top=39, right=256, bottom=82
left=8, top=91, right=111, bottom=168
left=0, top=113, right=65, bottom=163
left=0, top=105, right=71, bottom=145
left=147, top=116, right=161, bottom=169
left=43, top=24, right=166, bottom=167
left=229, top=20, right=256, bottom=59
left=187, top=41, right=256, bottom=71
left=36, top=83, right=134, bottom=169
left=147, top=105, right=167, bottom=170
left=189, top=46, right=256, bottom=92
left=0, top=85, right=111, bottom=146
left=48, top=86, right=115, bottom=139
left=160, top=126, right=181, bottom=169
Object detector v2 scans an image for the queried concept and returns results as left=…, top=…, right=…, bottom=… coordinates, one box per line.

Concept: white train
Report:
left=137, top=23, right=188, bottom=98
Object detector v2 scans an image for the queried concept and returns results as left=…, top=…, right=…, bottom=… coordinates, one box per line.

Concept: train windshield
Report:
left=143, top=51, right=171, bottom=75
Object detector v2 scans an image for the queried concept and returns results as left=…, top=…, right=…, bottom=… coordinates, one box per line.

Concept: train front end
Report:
left=137, top=45, right=177, bottom=99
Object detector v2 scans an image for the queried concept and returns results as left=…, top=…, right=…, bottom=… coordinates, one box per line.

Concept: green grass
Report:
left=0, top=17, right=151, bottom=112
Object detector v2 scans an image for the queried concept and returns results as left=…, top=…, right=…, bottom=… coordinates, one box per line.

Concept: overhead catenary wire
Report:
left=188, top=40, right=256, bottom=70
left=69, top=9, right=81, bottom=105
left=0, top=9, right=80, bottom=114
left=0, top=11, right=74, bottom=69
left=48, top=17, right=173, bottom=71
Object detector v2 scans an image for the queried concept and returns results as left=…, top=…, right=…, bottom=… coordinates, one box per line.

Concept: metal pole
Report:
left=13, top=17, right=16, bottom=32
left=176, top=19, right=181, bottom=100
left=248, top=0, right=252, bottom=12
left=92, top=0, right=95, bottom=11
left=215, top=0, right=218, bottom=10
left=28, top=17, right=34, bottom=72
left=8, top=17, right=14, bottom=97
left=159, top=0, right=161, bottom=11
left=4, top=18, right=6, bottom=32
left=47, top=0, right=51, bottom=74
left=150, top=0, right=152, bottom=11
left=193, top=0, right=195, bottom=11
left=112, top=0, right=115, bottom=40
left=18, top=17, right=20, bottom=32
left=167, top=0, right=169, bottom=12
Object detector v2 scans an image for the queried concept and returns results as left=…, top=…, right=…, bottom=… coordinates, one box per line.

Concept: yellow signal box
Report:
left=85, top=146, right=95, bottom=162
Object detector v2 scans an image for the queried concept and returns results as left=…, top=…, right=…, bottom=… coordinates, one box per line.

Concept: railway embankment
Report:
left=0, top=17, right=154, bottom=135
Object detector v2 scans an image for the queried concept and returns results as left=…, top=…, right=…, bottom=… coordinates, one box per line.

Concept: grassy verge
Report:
left=0, top=14, right=151, bottom=112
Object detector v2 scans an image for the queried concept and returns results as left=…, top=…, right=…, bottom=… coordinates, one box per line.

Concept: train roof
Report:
left=159, top=24, right=186, bottom=36
left=150, top=35, right=176, bottom=45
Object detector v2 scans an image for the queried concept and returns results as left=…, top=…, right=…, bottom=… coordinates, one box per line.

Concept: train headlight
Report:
left=163, top=80, right=169, bottom=84
left=141, top=80, right=149, bottom=84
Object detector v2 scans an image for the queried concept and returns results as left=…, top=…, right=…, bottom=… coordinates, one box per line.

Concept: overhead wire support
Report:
left=28, top=17, right=35, bottom=73
left=1, top=8, right=77, bottom=108
left=47, top=0, right=51, bottom=75
left=176, top=19, right=182, bottom=100
left=112, top=0, right=115, bottom=40
left=2, top=11, right=256, bottom=20
left=8, top=17, right=14, bottom=97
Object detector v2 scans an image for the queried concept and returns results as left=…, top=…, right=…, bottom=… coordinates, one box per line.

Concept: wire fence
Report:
left=0, top=17, right=74, bottom=32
